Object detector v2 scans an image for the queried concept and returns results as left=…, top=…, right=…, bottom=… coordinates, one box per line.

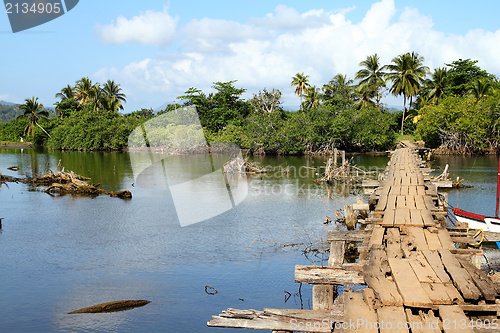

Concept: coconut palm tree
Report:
left=467, top=78, right=494, bottom=102
left=426, top=67, right=448, bottom=105
left=385, top=52, right=429, bottom=135
left=74, top=77, right=95, bottom=106
left=291, top=72, right=310, bottom=111
left=355, top=54, right=386, bottom=110
left=19, top=97, right=51, bottom=138
left=102, top=79, right=126, bottom=111
left=304, top=85, right=321, bottom=109
left=55, top=84, right=75, bottom=101
left=354, top=85, right=376, bottom=109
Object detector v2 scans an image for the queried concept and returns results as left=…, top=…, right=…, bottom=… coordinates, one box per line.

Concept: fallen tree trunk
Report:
left=68, top=300, right=150, bottom=314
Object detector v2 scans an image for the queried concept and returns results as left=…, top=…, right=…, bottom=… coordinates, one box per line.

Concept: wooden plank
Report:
left=388, top=257, right=433, bottom=308
left=421, top=209, right=436, bottom=227
left=363, top=246, right=403, bottom=306
left=376, top=306, right=409, bottom=333
left=405, top=309, right=441, bottom=333
left=382, top=209, right=395, bottom=227
left=408, top=186, right=417, bottom=197
left=421, top=283, right=454, bottom=305
left=422, top=250, right=451, bottom=283
left=208, top=308, right=342, bottom=332
left=457, top=257, right=498, bottom=302
left=414, top=196, right=426, bottom=210
left=368, top=224, right=385, bottom=248
left=409, top=209, right=424, bottom=227
left=424, top=196, right=437, bottom=211
left=386, top=228, right=403, bottom=259
left=407, top=227, right=429, bottom=251
left=312, top=285, right=334, bottom=310
left=444, top=283, right=464, bottom=304
left=387, top=194, right=397, bottom=210
left=406, top=195, right=416, bottom=210
left=400, top=185, right=409, bottom=196
left=295, top=265, right=364, bottom=285
left=416, top=185, right=426, bottom=196
left=394, top=208, right=411, bottom=227
left=437, top=229, right=456, bottom=250
left=327, top=230, right=367, bottom=242
left=424, top=229, right=442, bottom=251
left=408, top=251, right=439, bottom=283
left=438, top=305, right=474, bottom=333
left=375, top=193, right=388, bottom=212
left=396, top=195, right=406, bottom=209
left=438, top=249, right=482, bottom=301
left=344, top=292, right=378, bottom=333
left=328, top=241, right=345, bottom=268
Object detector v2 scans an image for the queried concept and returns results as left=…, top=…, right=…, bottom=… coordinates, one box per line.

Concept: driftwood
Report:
left=223, top=158, right=267, bottom=174
left=68, top=300, right=150, bottom=314
left=0, top=168, right=133, bottom=199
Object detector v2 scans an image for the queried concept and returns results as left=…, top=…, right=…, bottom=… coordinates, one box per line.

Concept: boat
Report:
left=452, top=207, right=500, bottom=233
left=452, top=155, right=500, bottom=233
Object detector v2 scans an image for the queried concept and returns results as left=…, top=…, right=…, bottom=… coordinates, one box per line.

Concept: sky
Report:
left=2, top=0, right=500, bottom=112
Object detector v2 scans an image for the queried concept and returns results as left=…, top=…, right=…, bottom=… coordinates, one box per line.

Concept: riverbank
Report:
left=0, top=141, right=33, bottom=149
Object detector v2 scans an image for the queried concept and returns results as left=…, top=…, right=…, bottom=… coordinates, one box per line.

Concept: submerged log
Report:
left=68, top=300, right=150, bottom=314
left=223, top=158, right=267, bottom=174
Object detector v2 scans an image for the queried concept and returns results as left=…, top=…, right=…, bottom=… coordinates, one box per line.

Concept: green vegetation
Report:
left=0, top=55, right=499, bottom=154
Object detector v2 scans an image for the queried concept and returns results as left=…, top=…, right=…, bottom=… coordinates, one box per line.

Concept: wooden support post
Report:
left=344, top=205, right=357, bottom=230
left=312, top=285, right=335, bottom=310
left=341, top=150, right=346, bottom=166
left=0, top=218, right=2, bottom=229
left=333, top=148, right=338, bottom=167
left=328, top=241, right=345, bottom=268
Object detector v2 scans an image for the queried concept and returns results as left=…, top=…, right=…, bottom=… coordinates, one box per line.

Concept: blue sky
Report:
left=2, top=0, right=500, bottom=111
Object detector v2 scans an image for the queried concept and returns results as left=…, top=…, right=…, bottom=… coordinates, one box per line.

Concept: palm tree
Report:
left=355, top=54, right=386, bottom=110
left=426, top=68, right=448, bottom=105
left=19, top=97, right=51, bottom=138
left=55, top=84, right=75, bottom=101
left=291, top=72, right=310, bottom=111
left=385, top=52, right=429, bottom=135
left=103, top=79, right=126, bottom=111
left=304, top=85, right=321, bottom=109
left=467, top=78, right=494, bottom=102
left=74, top=77, right=95, bottom=106
left=354, top=85, right=376, bottom=109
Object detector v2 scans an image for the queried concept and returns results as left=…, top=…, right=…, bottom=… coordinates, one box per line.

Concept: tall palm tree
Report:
left=385, top=52, right=429, bottom=135
left=74, top=77, right=95, bottom=106
left=55, top=84, right=75, bottom=101
left=354, top=85, right=376, bottom=109
left=304, top=85, right=321, bottom=109
left=355, top=54, right=386, bottom=110
left=426, top=67, right=448, bottom=105
left=467, top=78, right=494, bottom=102
left=103, top=79, right=126, bottom=111
left=291, top=72, right=310, bottom=111
left=19, top=97, right=51, bottom=138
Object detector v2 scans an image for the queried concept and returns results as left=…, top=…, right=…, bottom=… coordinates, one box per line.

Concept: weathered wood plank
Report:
left=388, top=257, right=433, bottom=308
left=295, top=265, right=364, bottom=285
left=328, top=241, right=345, bottom=268
left=457, top=257, right=498, bottom=301
left=394, top=208, right=411, bottom=227
left=386, top=228, right=403, bottom=259
left=407, top=227, right=429, bottom=251
left=409, top=209, right=424, bottom=227
left=408, top=251, right=440, bottom=283
left=422, top=250, right=451, bottom=283
left=313, top=285, right=334, bottom=310
left=363, top=246, right=404, bottom=306
left=327, top=230, right=367, bottom=242
left=424, top=229, right=442, bottom=251
left=377, top=306, right=409, bottom=333
left=438, top=249, right=482, bottom=301
left=421, top=209, right=436, bottom=227
left=405, top=309, right=441, bottom=333
left=382, top=209, right=395, bottom=227
left=414, top=195, right=426, bottom=210
left=344, top=292, right=378, bottom=333
left=438, top=305, right=475, bottom=333
left=368, top=224, right=385, bottom=248
left=437, top=229, right=456, bottom=250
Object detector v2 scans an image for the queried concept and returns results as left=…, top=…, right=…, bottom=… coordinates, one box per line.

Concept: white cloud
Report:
left=95, top=7, right=178, bottom=45
left=95, top=0, right=500, bottom=111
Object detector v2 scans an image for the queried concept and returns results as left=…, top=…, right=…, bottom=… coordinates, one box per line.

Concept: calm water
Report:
left=0, top=149, right=496, bottom=332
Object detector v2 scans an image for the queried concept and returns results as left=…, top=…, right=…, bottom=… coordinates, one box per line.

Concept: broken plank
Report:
left=437, top=228, right=456, bottom=250
left=407, top=227, right=429, bottom=251
left=368, top=224, right=385, bottom=248
left=422, top=250, right=451, bottom=283
left=363, top=246, right=404, bottom=306
left=405, top=309, right=441, bottom=333
left=376, top=306, right=409, bottom=333
left=328, top=241, right=345, bottom=268
left=457, top=257, right=498, bottom=302
left=327, top=230, right=367, bottom=242
left=438, top=305, right=474, bottom=333
left=388, top=257, right=433, bottom=308
left=344, top=292, right=378, bottom=333
left=386, top=228, right=403, bottom=259
left=408, top=251, right=440, bottom=283
left=438, top=249, right=482, bottom=301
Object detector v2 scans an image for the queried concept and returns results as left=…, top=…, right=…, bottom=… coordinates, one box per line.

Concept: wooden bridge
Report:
left=208, top=147, right=500, bottom=332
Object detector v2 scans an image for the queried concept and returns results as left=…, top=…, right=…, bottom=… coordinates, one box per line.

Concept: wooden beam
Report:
left=295, top=265, right=364, bottom=285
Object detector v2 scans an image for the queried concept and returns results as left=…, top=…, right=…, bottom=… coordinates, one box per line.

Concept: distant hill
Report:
left=0, top=102, right=21, bottom=123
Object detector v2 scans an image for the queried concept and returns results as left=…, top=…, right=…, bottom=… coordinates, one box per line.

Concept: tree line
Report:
left=1, top=55, right=499, bottom=154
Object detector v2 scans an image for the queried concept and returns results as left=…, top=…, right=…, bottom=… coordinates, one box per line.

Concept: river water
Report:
left=0, top=148, right=496, bottom=332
